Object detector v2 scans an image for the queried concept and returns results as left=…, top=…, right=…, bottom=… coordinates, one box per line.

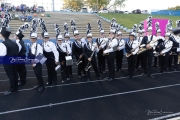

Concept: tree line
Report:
left=63, top=0, right=127, bottom=11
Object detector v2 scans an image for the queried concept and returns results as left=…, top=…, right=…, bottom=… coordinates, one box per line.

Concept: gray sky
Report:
left=4, top=0, right=180, bottom=11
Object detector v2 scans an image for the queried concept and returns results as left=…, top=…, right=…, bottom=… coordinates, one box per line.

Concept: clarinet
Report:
left=76, top=40, right=83, bottom=66
left=85, top=46, right=97, bottom=71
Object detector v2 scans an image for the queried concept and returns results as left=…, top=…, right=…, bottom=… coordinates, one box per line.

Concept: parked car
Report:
left=132, top=9, right=141, bottom=14
left=124, top=11, right=129, bottom=14
left=141, top=10, right=149, bottom=14
left=99, top=9, right=108, bottom=13
left=37, top=6, right=45, bottom=12
left=60, top=9, right=72, bottom=12
left=114, top=10, right=123, bottom=13
left=90, top=10, right=98, bottom=13
left=81, top=7, right=88, bottom=13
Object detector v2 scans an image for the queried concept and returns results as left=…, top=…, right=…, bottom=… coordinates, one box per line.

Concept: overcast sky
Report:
left=4, top=0, right=180, bottom=11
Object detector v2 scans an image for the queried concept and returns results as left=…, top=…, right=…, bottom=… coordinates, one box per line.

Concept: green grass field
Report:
left=99, top=13, right=180, bottom=29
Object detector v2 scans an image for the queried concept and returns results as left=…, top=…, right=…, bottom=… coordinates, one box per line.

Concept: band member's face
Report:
left=43, top=37, right=49, bottom=42
left=129, top=36, right=134, bottom=40
left=57, top=40, right=62, bottom=44
left=117, top=35, right=122, bottom=39
left=30, top=38, right=37, bottom=43
left=87, top=37, right=92, bottom=42
left=100, top=33, right=104, bottom=37
left=165, top=36, right=169, bottom=40
left=74, top=34, right=80, bottom=40
left=14, top=35, right=18, bottom=40
left=109, top=33, right=114, bottom=38
left=148, top=31, right=152, bottom=35
left=65, top=37, right=70, bottom=41
left=157, top=32, right=161, bottom=36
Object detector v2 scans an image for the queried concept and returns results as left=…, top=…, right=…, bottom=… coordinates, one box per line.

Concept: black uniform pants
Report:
left=46, top=60, right=57, bottom=84
left=107, top=52, right=116, bottom=79
left=127, top=55, right=137, bottom=76
left=135, top=53, right=143, bottom=69
left=159, top=53, right=169, bottom=71
left=77, top=57, right=86, bottom=76
left=85, top=57, right=100, bottom=78
left=116, top=50, right=124, bottom=70
left=60, top=61, right=69, bottom=80
left=3, top=64, right=18, bottom=92
left=17, top=64, right=27, bottom=83
left=142, top=50, right=154, bottom=75
left=97, top=51, right=106, bottom=72
left=168, top=54, right=178, bottom=69
left=33, top=63, right=44, bottom=85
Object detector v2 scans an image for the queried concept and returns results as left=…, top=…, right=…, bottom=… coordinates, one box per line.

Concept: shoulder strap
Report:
left=35, top=44, right=38, bottom=56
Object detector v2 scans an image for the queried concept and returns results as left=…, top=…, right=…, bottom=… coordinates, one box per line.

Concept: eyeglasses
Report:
left=44, top=37, right=49, bottom=39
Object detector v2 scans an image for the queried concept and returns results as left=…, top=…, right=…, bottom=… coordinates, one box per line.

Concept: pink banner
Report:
left=144, top=18, right=168, bottom=36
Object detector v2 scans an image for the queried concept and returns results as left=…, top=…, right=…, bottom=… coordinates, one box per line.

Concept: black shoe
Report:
left=78, top=75, right=82, bottom=79
left=82, top=74, right=85, bottom=77
left=104, top=77, right=109, bottom=80
left=4, top=90, right=17, bottom=96
left=148, top=75, right=155, bottom=79
left=158, top=70, right=163, bottom=73
left=107, top=78, right=114, bottom=81
left=116, top=69, right=119, bottom=72
left=173, top=69, right=177, bottom=71
left=87, top=78, right=91, bottom=81
left=97, top=76, right=102, bottom=80
left=37, top=85, right=44, bottom=92
left=46, top=82, right=52, bottom=86
left=62, top=80, right=66, bottom=83
left=18, top=81, right=26, bottom=86
left=52, top=82, right=57, bottom=86
left=141, top=73, right=147, bottom=76
left=127, top=75, right=132, bottom=79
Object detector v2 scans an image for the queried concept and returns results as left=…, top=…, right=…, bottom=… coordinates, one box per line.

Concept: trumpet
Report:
left=85, top=43, right=97, bottom=71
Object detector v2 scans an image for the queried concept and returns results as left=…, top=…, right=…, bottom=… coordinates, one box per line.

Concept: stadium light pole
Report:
left=52, top=0, right=54, bottom=11
left=97, top=0, right=98, bottom=12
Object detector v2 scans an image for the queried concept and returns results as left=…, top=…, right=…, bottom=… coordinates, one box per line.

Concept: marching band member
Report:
left=116, top=31, right=125, bottom=72
left=125, top=32, right=139, bottom=79
left=72, top=30, right=86, bottom=78
left=15, top=23, right=29, bottom=86
left=96, top=29, right=106, bottom=73
left=103, top=29, right=118, bottom=81
left=168, top=28, right=180, bottom=71
left=15, top=29, right=27, bottom=86
left=0, top=28, right=19, bottom=95
left=135, top=30, right=144, bottom=70
left=83, top=32, right=102, bottom=81
left=29, top=32, right=44, bottom=91
left=64, top=32, right=73, bottom=76
left=153, top=29, right=164, bottom=67
left=42, top=32, right=59, bottom=86
left=56, top=35, right=72, bottom=83
left=158, top=33, right=173, bottom=73
left=141, top=27, right=157, bottom=79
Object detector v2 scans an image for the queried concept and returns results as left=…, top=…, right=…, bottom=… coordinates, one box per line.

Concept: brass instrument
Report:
left=137, top=38, right=159, bottom=55
left=103, top=38, right=110, bottom=56
left=154, top=46, right=172, bottom=57
left=85, top=43, right=97, bottom=71
left=126, top=44, right=141, bottom=57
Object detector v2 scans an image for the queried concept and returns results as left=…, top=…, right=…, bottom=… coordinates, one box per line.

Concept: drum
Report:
left=65, top=56, right=73, bottom=66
